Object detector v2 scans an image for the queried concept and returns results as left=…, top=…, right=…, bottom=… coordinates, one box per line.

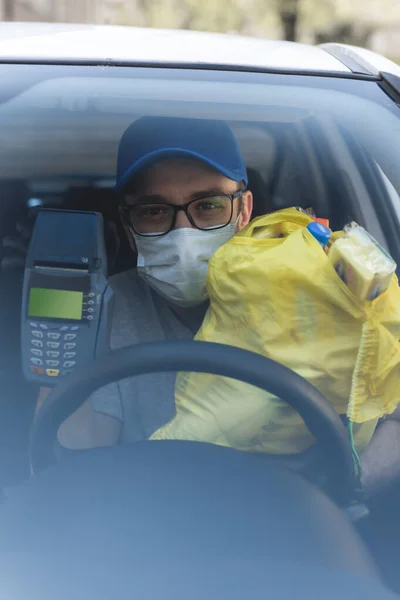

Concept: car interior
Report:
left=1, top=67, right=400, bottom=596
left=0, top=121, right=355, bottom=481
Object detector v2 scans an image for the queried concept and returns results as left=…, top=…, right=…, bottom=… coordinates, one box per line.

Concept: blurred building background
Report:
left=1, top=0, right=103, bottom=22
left=1, top=0, right=399, bottom=61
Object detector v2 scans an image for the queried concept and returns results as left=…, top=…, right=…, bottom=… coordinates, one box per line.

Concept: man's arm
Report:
left=360, top=406, right=400, bottom=499
left=35, top=387, right=121, bottom=450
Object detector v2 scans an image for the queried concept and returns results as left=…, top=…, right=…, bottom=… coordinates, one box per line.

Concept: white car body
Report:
left=0, top=21, right=398, bottom=79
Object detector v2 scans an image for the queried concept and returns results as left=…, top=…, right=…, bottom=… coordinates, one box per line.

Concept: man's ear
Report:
left=238, top=190, right=253, bottom=231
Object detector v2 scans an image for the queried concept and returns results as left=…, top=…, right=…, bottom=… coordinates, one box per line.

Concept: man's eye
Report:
left=198, top=203, right=216, bottom=211
left=137, top=205, right=169, bottom=218
left=195, top=200, right=225, bottom=212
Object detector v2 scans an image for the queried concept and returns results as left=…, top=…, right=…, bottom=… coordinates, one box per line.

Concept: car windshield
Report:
left=2, top=62, right=400, bottom=475
left=4, top=55, right=400, bottom=598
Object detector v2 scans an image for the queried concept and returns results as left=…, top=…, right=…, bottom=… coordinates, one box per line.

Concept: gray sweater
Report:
left=90, top=270, right=196, bottom=442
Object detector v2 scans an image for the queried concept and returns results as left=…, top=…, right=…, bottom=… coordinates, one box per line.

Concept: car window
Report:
left=2, top=63, right=400, bottom=478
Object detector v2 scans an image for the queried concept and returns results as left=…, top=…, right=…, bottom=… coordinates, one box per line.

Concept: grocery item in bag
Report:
left=306, top=221, right=331, bottom=249
left=329, top=222, right=396, bottom=301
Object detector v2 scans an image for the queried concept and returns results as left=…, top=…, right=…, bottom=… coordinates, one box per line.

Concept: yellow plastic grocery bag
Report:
left=151, top=208, right=400, bottom=455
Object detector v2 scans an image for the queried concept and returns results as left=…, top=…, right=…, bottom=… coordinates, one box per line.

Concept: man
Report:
left=37, top=116, right=253, bottom=448
left=37, top=116, right=400, bottom=501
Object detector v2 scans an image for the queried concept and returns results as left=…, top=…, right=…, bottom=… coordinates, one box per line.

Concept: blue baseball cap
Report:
left=115, top=116, right=248, bottom=192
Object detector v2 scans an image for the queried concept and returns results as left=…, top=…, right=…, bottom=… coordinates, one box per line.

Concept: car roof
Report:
left=0, top=22, right=352, bottom=73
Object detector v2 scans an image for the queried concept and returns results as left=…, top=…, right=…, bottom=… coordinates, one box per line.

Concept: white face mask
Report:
left=133, top=224, right=237, bottom=307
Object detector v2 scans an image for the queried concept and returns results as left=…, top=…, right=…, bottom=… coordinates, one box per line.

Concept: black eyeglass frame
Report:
left=121, top=190, right=244, bottom=237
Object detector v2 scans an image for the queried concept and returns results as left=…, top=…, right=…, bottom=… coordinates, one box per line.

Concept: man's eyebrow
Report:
left=189, top=188, right=228, bottom=200
left=125, top=194, right=167, bottom=205
left=125, top=188, right=231, bottom=205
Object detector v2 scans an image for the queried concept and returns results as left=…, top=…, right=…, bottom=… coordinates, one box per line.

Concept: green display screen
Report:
left=28, top=288, right=83, bottom=321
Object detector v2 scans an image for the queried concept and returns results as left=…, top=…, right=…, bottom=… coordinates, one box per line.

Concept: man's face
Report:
left=123, top=157, right=253, bottom=242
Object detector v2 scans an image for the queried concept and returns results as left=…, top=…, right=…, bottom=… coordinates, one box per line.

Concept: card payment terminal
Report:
left=21, top=209, right=114, bottom=385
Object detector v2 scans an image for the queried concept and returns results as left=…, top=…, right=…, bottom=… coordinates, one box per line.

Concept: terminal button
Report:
left=30, top=365, right=45, bottom=375
left=31, top=339, right=43, bottom=348
left=46, top=369, right=59, bottom=377
left=46, top=360, right=60, bottom=367
left=47, top=332, right=61, bottom=340
left=64, top=334, right=77, bottom=341
left=61, top=370, right=73, bottom=377
left=63, top=361, right=76, bottom=368
left=30, top=358, right=43, bottom=366
left=64, top=343, right=76, bottom=350
left=47, top=341, right=60, bottom=349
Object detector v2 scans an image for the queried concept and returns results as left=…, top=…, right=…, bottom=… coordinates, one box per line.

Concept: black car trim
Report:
left=0, top=58, right=382, bottom=80
left=379, top=72, right=400, bottom=105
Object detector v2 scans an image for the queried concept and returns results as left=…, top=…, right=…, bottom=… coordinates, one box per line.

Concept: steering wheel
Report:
left=30, top=340, right=356, bottom=503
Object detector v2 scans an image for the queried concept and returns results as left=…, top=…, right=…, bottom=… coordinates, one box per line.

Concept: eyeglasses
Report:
left=122, top=191, right=243, bottom=237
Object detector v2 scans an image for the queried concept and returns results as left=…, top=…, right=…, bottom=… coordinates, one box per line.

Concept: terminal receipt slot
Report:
left=21, top=209, right=114, bottom=385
